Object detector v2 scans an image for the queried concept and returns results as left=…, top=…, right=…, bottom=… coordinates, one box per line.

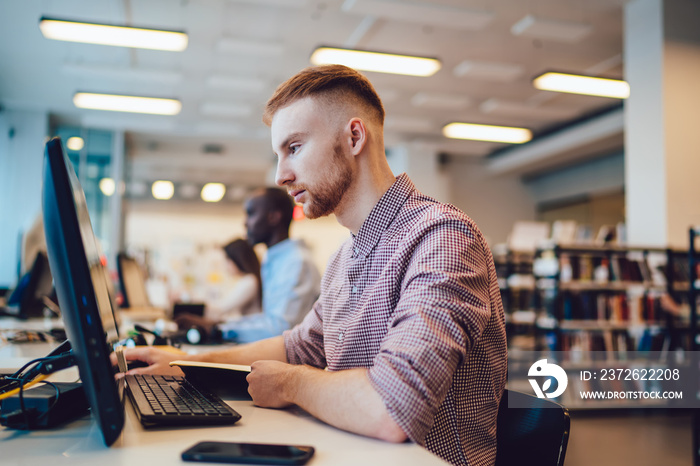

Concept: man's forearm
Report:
left=281, top=365, right=407, bottom=442
left=192, top=335, right=288, bottom=365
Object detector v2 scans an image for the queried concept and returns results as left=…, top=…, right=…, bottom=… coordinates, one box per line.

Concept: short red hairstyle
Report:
left=263, top=64, right=385, bottom=127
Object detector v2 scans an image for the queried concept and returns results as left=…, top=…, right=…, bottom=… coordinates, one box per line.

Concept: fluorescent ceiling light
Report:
left=74, top=92, right=181, bottom=115
left=310, top=47, right=441, bottom=77
left=39, top=17, right=188, bottom=51
left=201, top=183, right=226, bottom=202
left=99, top=178, right=116, bottom=196
left=443, top=122, right=532, bottom=144
left=66, top=136, right=85, bottom=151
left=533, top=72, right=630, bottom=99
left=152, top=180, right=174, bottom=200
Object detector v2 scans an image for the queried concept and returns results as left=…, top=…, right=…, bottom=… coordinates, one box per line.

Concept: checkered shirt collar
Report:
left=351, top=173, right=414, bottom=258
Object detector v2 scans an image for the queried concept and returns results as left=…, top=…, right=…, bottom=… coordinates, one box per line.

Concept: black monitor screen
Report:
left=42, top=137, right=123, bottom=446
left=5, top=251, right=53, bottom=318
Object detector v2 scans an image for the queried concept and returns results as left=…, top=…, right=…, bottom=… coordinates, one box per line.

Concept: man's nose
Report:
left=275, top=158, right=294, bottom=186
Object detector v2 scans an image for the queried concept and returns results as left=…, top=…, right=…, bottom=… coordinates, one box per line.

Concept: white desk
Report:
left=0, top=333, right=449, bottom=466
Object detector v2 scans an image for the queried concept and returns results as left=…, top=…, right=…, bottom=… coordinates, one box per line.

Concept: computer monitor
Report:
left=42, top=137, right=124, bottom=446
left=4, top=251, right=54, bottom=318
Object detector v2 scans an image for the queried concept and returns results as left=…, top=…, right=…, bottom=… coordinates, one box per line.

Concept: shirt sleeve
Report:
left=264, top=247, right=319, bottom=330
left=283, top=297, right=326, bottom=368
left=366, top=216, right=493, bottom=445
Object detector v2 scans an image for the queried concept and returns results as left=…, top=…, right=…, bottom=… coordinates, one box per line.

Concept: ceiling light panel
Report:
left=310, top=47, right=441, bottom=77
left=152, top=180, right=174, bottom=200
left=511, top=15, right=592, bottom=43
left=216, top=37, right=285, bottom=56
left=74, top=93, right=182, bottom=115
left=443, top=122, right=532, bottom=144
left=99, top=178, right=116, bottom=196
left=39, top=17, right=188, bottom=51
left=206, top=75, right=267, bottom=92
left=411, top=92, right=471, bottom=110
left=533, top=72, right=630, bottom=99
left=66, top=136, right=85, bottom=151
left=201, top=183, right=226, bottom=202
left=341, top=0, right=493, bottom=31
left=453, top=60, right=524, bottom=82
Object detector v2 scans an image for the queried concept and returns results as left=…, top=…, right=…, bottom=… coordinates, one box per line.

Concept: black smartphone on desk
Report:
left=182, top=441, right=315, bottom=465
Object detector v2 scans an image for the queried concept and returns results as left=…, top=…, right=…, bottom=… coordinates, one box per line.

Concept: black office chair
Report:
left=495, top=389, right=570, bottom=466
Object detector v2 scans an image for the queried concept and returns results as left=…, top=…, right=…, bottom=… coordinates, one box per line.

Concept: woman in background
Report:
left=174, top=238, right=262, bottom=339
left=207, top=238, right=262, bottom=319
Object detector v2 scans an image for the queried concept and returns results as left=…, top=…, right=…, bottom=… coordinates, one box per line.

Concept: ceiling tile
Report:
left=341, top=0, right=494, bottom=31
left=511, top=15, right=593, bottom=43
left=453, top=60, right=524, bottom=82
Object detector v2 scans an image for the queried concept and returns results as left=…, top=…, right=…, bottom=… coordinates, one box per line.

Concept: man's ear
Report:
left=346, top=118, right=367, bottom=156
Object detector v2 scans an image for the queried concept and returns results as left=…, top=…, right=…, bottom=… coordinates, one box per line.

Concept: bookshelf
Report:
left=494, top=248, right=537, bottom=351
left=498, top=243, right=696, bottom=410
left=531, top=244, right=692, bottom=355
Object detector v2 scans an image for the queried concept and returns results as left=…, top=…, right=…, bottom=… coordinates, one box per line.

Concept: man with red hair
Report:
left=120, top=64, right=507, bottom=466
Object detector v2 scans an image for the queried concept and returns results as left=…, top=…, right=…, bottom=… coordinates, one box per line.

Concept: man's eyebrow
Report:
left=277, top=131, right=307, bottom=152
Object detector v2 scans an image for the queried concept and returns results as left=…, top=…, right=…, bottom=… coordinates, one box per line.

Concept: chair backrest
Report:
left=495, top=389, right=570, bottom=466
left=117, top=252, right=151, bottom=309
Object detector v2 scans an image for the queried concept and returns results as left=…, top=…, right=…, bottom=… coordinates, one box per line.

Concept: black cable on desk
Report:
left=0, top=350, right=76, bottom=429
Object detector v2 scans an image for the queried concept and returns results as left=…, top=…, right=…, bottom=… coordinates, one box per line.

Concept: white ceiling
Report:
left=0, top=0, right=627, bottom=187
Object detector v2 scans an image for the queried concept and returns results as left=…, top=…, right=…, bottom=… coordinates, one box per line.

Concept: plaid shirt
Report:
left=284, top=174, right=507, bottom=466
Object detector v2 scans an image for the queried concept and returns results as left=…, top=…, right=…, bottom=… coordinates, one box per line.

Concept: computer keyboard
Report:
left=125, top=374, right=242, bottom=427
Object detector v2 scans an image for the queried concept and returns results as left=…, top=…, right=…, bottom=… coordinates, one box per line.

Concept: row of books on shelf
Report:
left=550, top=328, right=668, bottom=354
left=557, top=252, right=665, bottom=284
left=551, top=292, right=669, bottom=323
left=501, top=288, right=535, bottom=314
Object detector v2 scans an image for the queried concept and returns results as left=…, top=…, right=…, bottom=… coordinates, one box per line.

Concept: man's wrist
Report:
left=282, top=364, right=307, bottom=405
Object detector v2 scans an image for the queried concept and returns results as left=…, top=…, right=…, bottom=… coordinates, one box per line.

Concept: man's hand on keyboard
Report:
left=110, top=346, right=187, bottom=378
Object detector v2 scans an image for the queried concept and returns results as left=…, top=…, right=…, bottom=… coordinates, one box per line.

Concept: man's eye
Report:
left=290, top=144, right=300, bottom=154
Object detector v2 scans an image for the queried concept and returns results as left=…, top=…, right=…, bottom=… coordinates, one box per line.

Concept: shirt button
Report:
left=352, top=285, right=358, bottom=294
